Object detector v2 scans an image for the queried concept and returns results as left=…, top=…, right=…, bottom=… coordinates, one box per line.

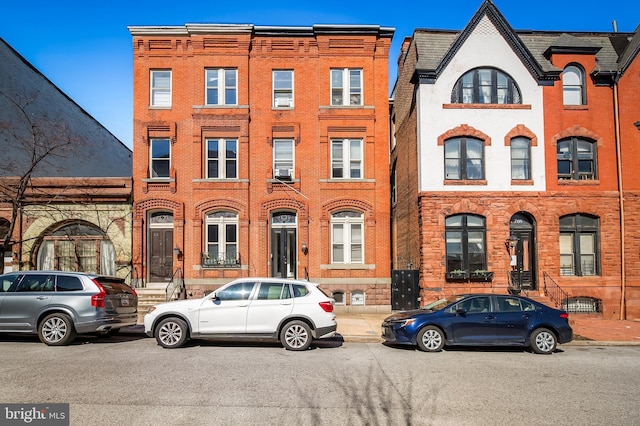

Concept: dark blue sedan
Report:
left=381, top=294, right=573, bottom=354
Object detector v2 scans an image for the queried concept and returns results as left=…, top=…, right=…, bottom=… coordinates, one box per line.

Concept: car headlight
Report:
left=389, top=318, right=416, bottom=327
left=146, top=306, right=156, bottom=315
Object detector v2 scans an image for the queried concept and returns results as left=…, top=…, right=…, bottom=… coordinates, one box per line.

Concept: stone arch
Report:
left=437, top=124, right=492, bottom=146
left=504, top=124, right=538, bottom=146
left=551, top=125, right=604, bottom=147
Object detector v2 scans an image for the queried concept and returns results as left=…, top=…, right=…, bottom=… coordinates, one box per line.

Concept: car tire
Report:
left=38, top=313, right=77, bottom=346
left=281, top=320, right=312, bottom=351
left=155, top=317, right=189, bottom=349
left=530, top=328, right=557, bottom=354
left=416, top=325, right=445, bottom=352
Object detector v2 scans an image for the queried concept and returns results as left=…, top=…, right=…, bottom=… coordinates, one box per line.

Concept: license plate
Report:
left=121, top=298, right=130, bottom=306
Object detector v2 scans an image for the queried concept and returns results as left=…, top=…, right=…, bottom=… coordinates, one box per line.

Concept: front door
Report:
left=509, top=213, right=536, bottom=291
left=271, top=212, right=297, bottom=279
left=149, top=212, right=174, bottom=283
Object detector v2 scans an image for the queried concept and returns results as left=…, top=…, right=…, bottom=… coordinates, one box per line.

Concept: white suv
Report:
left=144, top=278, right=336, bottom=350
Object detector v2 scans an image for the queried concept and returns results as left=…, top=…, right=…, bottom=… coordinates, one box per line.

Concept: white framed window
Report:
left=563, top=65, right=585, bottom=106
left=331, top=211, right=364, bottom=264
left=150, top=138, right=170, bottom=178
left=273, top=70, right=293, bottom=108
left=150, top=70, right=171, bottom=107
left=206, top=138, right=238, bottom=179
left=273, top=139, right=294, bottom=180
left=205, top=211, right=238, bottom=266
left=331, top=68, right=362, bottom=106
left=206, top=68, right=237, bottom=105
left=331, top=139, right=362, bottom=179
left=510, top=137, right=531, bottom=180
left=351, top=290, right=365, bottom=306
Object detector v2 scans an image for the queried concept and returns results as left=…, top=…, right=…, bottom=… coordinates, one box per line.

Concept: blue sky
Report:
left=1, top=0, right=638, bottom=147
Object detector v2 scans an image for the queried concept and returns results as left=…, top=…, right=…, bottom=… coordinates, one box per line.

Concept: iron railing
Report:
left=542, top=272, right=569, bottom=309
left=166, top=267, right=184, bottom=302
left=201, top=252, right=241, bottom=268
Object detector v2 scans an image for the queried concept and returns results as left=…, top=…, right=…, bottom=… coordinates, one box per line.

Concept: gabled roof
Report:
left=411, top=0, right=636, bottom=85
left=413, top=0, right=554, bottom=84
left=0, top=38, right=131, bottom=178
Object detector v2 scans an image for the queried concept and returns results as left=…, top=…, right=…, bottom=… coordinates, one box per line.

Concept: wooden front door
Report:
left=149, top=228, right=173, bottom=282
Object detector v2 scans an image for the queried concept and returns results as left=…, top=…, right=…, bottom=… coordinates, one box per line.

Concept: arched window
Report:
left=559, top=214, right=599, bottom=276
left=444, top=137, right=484, bottom=180
left=445, top=214, right=486, bottom=277
left=351, top=290, right=365, bottom=306
left=451, top=68, right=521, bottom=104
left=557, top=137, right=597, bottom=180
left=332, top=291, right=346, bottom=305
left=204, top=211, right=239, bottom=267
left=37, top=222, right=115, bottom=275
left=563, top=65, right=585, bottom=105
left=331, top=210, right=364, bottom=264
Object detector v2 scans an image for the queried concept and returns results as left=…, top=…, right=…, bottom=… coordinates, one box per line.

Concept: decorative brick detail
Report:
left=259, top=199, right=309, bottom=221
left=134, top=199, right=183, bottom=220
left=193, top=199, right=247, bottom=220
left=320, top=199, right=374, bottom=221
left=437, top=124, right=492, bottom=146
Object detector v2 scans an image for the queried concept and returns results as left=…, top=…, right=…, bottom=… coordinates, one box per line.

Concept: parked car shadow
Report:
left=382, top=342, right=565, bottom=354
left=0, top=326, right=147, bottom=345
left=172, top=335, right=344, bottom=350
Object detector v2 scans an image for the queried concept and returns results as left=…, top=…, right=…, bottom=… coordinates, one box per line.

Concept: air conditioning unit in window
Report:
left=275, top=97, right=292, bottom=107
left=275, top=169, right=293, bottom=181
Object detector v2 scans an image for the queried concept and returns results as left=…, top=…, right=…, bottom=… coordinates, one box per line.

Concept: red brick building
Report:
left=129, top=24, right=394, bottom=309
left=391, top=1, right=640, bottom=319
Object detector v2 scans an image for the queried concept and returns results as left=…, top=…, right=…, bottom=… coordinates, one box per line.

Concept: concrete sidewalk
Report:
left=335, top=312, right=640, bottom=345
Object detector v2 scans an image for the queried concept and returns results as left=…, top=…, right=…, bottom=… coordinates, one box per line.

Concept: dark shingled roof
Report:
left=0, top=38, right=131, bottom=178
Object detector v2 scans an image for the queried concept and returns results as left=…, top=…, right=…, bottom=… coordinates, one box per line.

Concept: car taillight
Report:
left=560, top=313, right=569, bottom=319
left=91, top=280, right=106, bottom=308
left=319, top=301, right=333, bottom=313
left=130, top=287, right=138, bottom=297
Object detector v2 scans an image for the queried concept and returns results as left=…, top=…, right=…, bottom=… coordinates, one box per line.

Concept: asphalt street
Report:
left=1, top=331, right=640, bottom=425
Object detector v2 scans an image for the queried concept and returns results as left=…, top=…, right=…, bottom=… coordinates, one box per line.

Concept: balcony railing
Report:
left=201, top=252, right=240, bottom=268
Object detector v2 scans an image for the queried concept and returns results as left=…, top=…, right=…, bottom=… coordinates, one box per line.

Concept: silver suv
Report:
left=0, top=271, right=138, bottom=346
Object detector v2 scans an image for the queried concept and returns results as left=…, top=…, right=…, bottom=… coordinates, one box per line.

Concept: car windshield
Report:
left=422, top=295, right=465, bottom=311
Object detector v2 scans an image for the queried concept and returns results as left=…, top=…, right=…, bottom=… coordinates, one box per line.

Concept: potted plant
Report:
left=470, top=269, right=494, bottom=281
left=447, top=269, right=469, bottom=280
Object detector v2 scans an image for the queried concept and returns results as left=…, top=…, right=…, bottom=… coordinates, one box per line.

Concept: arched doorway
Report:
left=509, top=212, right=536, bottom=291
left=148, top=211, right=174, bottom=283
left=270, top=211, right=297, bottom=279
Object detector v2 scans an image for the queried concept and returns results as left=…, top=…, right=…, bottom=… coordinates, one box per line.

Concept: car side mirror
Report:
left=456, top=308, right=467, bottom=316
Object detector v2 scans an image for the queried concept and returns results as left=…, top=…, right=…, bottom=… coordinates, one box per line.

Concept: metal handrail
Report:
left=165, top=267, right=184, bottom=302
left=542, top=271, right=569, bottom=309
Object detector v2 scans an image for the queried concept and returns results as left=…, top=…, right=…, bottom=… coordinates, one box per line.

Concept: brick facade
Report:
left=130, top=25, right=394, bottom=308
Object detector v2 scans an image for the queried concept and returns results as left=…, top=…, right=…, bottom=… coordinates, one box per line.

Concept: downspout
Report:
left=613, top=80, right=626, bottom=320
